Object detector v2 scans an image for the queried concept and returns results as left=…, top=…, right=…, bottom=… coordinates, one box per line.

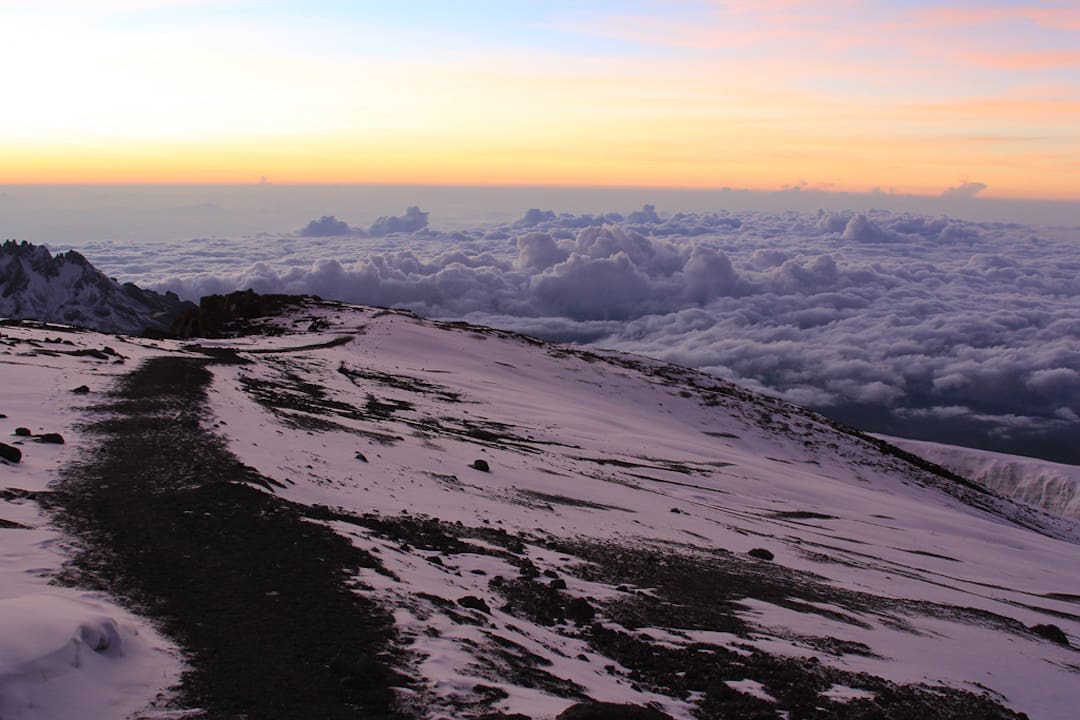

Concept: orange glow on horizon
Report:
left=2, top=4, right=1077, bottom=202
left=3, top=127, right=1076, bottom=202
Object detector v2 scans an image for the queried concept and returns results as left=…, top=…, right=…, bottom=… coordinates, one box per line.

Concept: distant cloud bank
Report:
left=299, top=207, right=429, bottom=238
left=79, top=204, right=1080, bottom=463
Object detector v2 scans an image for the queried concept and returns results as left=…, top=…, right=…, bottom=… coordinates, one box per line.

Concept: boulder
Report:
left=557, top=702, right=674, bottom=720
left=1031, top=623, right=1070, bottom=646
left=14, top=427, right=31, bottom=437
left=565, top=597, right=595, bottom=624
left=0, top=443, right=22, bottom=463
left=470, top=459, right=490, bottom=472
left=748, top=547, right=774, bottom=561
left=457, top=595, right=491, bottom=614
left=34, top=432, right=65, bottom=444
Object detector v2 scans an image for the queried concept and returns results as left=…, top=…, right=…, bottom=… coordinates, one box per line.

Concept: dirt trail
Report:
left=50, top=356, right=409, bottom=720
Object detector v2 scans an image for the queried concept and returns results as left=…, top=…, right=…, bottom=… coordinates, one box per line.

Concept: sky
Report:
left=2, top=1, right=1078, bottom=199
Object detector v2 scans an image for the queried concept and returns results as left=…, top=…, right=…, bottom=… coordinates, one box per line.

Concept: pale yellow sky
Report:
left=2, top=1, right=1078, bottom=199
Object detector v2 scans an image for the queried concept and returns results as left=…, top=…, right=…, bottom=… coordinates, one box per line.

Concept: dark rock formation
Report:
left=1031, top=623, right=1070, bottom=646
left=470, top=459, right=490, bottom=472
left=0, top=443, right=22, bottom=463
left=747, top=547, right=774, bottom=561
left=557, top=702, right=675, bottom=720
left=565, top=597, right=595, bottom=624
left=170, top=289, right=318, bottom=339
left=457, top=595, right=491, bottom=614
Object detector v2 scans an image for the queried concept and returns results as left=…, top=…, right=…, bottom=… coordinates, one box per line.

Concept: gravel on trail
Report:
left=50, top=355, right=410, bottom=720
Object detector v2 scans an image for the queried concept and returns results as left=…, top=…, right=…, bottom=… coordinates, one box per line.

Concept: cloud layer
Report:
left=67, top=205, right=1080, bottom=463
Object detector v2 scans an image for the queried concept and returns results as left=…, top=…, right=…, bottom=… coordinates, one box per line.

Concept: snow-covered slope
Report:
left=0, top=240, right=192, bottom=335
left=0, top=321, right=182, bottom=720
left=883, top=436, right=1080, bottom=521
left=2, top=299, right=1079, bottom=720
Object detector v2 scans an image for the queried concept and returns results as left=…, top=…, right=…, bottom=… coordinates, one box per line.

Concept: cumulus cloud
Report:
left=517, top=208, right=557, bottom=227
left=137, top=204, right=1080, bottom=463
left=369, top=206, right=429, bottom=236
left=1027, top=368, right=1080, bottom=397
left=299, top=215, right=360, bottom=237
left=515, top=232, right=568, bottom=271
left=840, top=213, right=894, bottom=243
left=943, top=181, right=988, bottom=198
left=299, top=206, right=433, bottom=239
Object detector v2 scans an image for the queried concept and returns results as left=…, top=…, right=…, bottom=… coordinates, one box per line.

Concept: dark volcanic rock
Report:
left=565, top=596, right=595, bottom=624
left=457, top=595, right=491, bottom=614
left=1031, top=623, right=1070, bottom=646
left=747, top=547, right=774, bottom=561
left=471, top=459, right=491, bottom=472
left=14, top=427, right=31, bottom=437
left=71, top=385, right=90, bottom=394
left=170, top=289, right=317, bottom=338
left=0, top=442, right=22, bottom=463
left=557, top=702, right=674, bottom=720
left=34, top=432, right=65, bottom=444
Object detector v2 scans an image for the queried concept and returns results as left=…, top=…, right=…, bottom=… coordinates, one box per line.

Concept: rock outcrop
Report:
left=170, top=289, right=319, bottom=338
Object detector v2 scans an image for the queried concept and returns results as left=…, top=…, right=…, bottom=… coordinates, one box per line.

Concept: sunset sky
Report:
left=2, top=1, right=1078, bottom=199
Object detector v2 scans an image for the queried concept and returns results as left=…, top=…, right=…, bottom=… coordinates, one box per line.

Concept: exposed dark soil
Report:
left=562, top=540, right=1031, bottom=720
left=47, top=356, right=412, bottom=720
left=238, top=354, right=575, bottom=455
left=291, top=504, right=1034, bottom=720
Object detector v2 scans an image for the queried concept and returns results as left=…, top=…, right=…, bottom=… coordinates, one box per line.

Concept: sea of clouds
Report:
left=67, top=204, right=1080, bottom=464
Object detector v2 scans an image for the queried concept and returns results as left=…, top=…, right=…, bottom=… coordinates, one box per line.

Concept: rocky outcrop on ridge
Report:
left=169, top=289, right=321, bottom=338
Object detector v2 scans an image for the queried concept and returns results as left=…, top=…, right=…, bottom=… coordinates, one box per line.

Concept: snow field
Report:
left=198, top=304, right=1080, bottom=719
left=1, top=325, right=183, bottom=720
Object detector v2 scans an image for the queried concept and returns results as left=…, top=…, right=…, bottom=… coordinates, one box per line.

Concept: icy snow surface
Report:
left=193, top=300, right=1079, bottom=720
left=0, top=322, right=182, bottom=720
left=3, top=301, right=1080, bottom=719
left=884, top=435, right=1080, bottom=520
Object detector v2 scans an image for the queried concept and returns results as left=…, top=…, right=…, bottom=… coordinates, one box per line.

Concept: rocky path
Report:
left=49, top=356, right=409, bottom=720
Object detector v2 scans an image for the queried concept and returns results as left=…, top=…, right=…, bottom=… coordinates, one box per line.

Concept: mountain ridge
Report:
left=0, top=240, right=194, bottom=335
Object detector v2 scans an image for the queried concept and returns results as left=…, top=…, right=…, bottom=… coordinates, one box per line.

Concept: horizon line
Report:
left=2, top=181, right=1078, bottom=206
